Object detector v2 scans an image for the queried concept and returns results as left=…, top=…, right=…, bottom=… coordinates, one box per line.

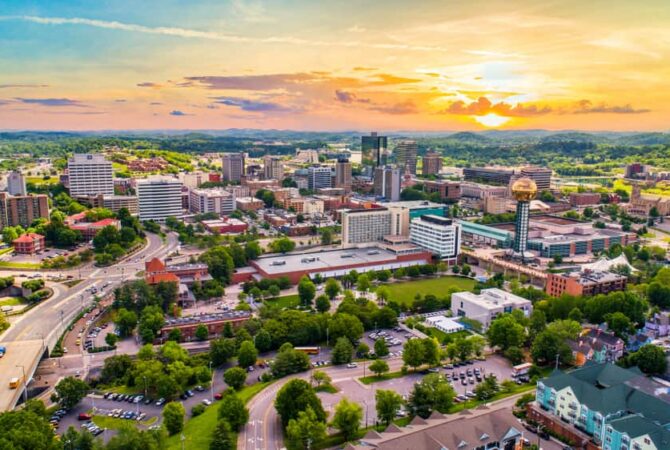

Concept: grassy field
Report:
left=384, top=276, right=476, bottom=306
left=92, top=414, right=157, bottom=430
left=423, top=328, right=470, bottom=344
left=265, top=294, right=300, bottom=309
left=0, top=261, right=41, bottom=269
left=0, top=297, right=26, bottom=307
left=165, top=382, right=272, bottom=450
left=0, top=247, right=14, bottom=256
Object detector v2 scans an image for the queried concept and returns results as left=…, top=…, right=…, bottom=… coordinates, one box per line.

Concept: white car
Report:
left=202, top=399, right=212, bottom=406
left=346, top=363, right=358, bottom=368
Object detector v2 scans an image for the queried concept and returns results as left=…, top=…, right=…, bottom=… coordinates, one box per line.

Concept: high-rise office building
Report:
left=0, top=193, right=49, bottom=228
left=410, top=215, right=461, bottom=262
left=520, top=166, right=552, bottom=191
left=137, top=177, right=183, bottom=222
left=263, top=155, right=284, bottom=181
left=189, top=188, right=235, bottom=215
left=463, top=167, right=514, bottom=185
left=335, top=157, right=352, bottom=192
left=341, top=208, right=392, bottom=247
left=222, top=153, right=246, bottom=182
left=395, top=140, right=418, bottom=175
left=6, top=171, right=26, bottom=196
left=373, top=166, right=401, bottom=201
left=308, top=166, right=332, bottom=191
left=511, top=178, right=537, bottom=260
left=67, top=153, right=114, bottom=197
left=361, top=132, right=388, bottom=167
left=422, top=152, right=443, bottom=176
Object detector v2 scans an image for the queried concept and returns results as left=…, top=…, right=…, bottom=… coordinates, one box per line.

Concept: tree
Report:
left=376, top=389, right=404, bottom=426
left=606, top=312, right=634, bottom=339
left=223, top=367, right=247, bottom=391
left=332, top=337, right=354, bottom=365
left=104, top=426, right=166, bottom=450
left=218, top=389, right=249, bottom=431
left=325, top=278, right=340, bottom=300
left=210, top=420, right=234, bottom=450
left=356, top=342, right=370, bottom=357
left=374, top=338, right=389, bottom=357
left=162, top=401, right=185, bottom=435
left=474, top=375, right=499, bottom=401
left=486, top=314, right=526, bottom=351
left=0, top=410, right=61, bottom=450
left=310, top=370, right=332, bottom=388
left=167, top=328, right=182, bottom=342
left=369, top=359, right=389, bottom=377
left=402, top=338, right=425, bottom=371
left=237, top=341, right=258, bottom=368
left=285, top=407, right=327, bottom=450
left=531, top=330, right=573, bottom=366
left=54, top=377, right=88, bottom=410
left=270, top=237, right=296, bottom=254
left=356, top=274, right=372, bottom=293
left=199, top=247, right=235, bottom=284
left=328, top=313, right=364, bottom=343
left=315, top=295, right=331, bottom=313
left=375, top=286, right=391, bottom=305
left=105, top=332, right=119, bottom=347
left=409, top=373, right=455, bottom=418
left=138, top=305, right=165, bottom=343
left=332, top=398, right=362, bottom=441
left=468, top=335, right=486, bottom=357
left=271, top=345, right=311, bottom=378
left=504, top=346, right=524, bottom=365
left=320, top=228, right=333, bottom=245
left=254, top=329, right=272, bottom=353
left=628, top=344, right=667, bottom=375
left=195, top=324, right=209, bottom=341
left=275, top=379, right=326, bottom=427
left=422, top=338, right=441, bottom=366
left=210, top=338, right=237, bottom=366
left=114, top=308, right=138, bottom=337
left=297, top=276, right=316, bottom=307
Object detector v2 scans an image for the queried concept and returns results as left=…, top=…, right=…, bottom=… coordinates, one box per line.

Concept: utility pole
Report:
left=209, top=361, right=214, bottom=403
left=16, top=365, right=28, bottom=403
left=326, top=327, right=329, bottom=348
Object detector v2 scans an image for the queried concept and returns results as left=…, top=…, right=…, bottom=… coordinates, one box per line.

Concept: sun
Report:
left=473, top=113, right=510, bottom=127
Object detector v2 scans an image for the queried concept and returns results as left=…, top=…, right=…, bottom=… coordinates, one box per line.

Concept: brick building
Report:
left=545, top=270, right=627, bottom=297
left=157, top=311, right=251, bottom=343
left=13, top=233, right=46, bottom=254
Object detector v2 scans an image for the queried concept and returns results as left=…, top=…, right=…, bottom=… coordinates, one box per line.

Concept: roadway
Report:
left=0, top=231, right=179, bottom=411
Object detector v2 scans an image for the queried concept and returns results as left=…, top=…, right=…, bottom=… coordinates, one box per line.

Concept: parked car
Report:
left=346, top=363, right=358, bottom=368
left=78, top=413, right=92, bottom=421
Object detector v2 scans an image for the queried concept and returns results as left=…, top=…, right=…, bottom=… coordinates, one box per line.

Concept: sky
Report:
left=1, top=0, right=669, bottom=132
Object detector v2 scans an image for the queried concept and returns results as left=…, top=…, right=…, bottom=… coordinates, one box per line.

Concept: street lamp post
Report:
left=209, top=361, right=214, bottom=403
left=143, top=376, right=148, bottom=399
left=16, top=365, right=27, bottom=403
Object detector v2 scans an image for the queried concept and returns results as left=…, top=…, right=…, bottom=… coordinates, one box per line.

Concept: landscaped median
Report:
left=359, top=370, right=406, bottom=385
left=165, top=381, right=272, bottom=450
left=91, top=413, right=158, bottom=430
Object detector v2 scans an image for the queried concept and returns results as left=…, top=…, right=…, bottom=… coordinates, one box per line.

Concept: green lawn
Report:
left=92, top=414, right=157, bottom=430
left=384, top=276, right=476, bottom=306
left=0, top=261, right=41, bottom=269
left=165, top=382, right=272, bottom=450
left=265, top=294, right=300, bottom=309
left=359, top=370, right=406, bottom=385
left=0, top=297, right=26, bottom=307
left=423, top=328, right=471, bottom=344
left=0, top=247, right=14, bottom=256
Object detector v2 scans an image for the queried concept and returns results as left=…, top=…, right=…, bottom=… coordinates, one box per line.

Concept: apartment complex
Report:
left=67, top=153, right=114, bottom=197
left=530, top=363, right=670, bottom=450
left=188, top=188, right=235, bottom=215
left=395, top=140, right=418, bottom=174
left=7, top=171, right=26, bottom=196
left=409, top=214, right=461, bottom=262
left=137, top=177, right=183, bottom=222
left=545, top=270, right=628, bottom=297
left=341, top=208, right=392, bottom=246
left=373, top=166, right=401, bottom=201
left=451, top=288, right=532, bottom=330
left=0, top=193, right=49, bottom=228
left=221, top=153, right=246, bottom=182
left=361, top=132, right=388, bottom=167
left=307, top=166, right=332, bottom=190
left=422, top=151, right=443, bottom=175
left=263, top=155, right=284, bottom=180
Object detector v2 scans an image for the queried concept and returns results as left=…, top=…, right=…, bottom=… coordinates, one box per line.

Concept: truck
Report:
left=9, top=377, right=20, bottom=389
left=0, top=346, right=6, bottom=358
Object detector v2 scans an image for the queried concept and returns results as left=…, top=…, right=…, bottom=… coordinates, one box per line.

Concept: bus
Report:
left=511, top=363, right=533, bottom=378
left=9, top=377, right=20, bottom=389
left=295, top=346, right=320, bottom=355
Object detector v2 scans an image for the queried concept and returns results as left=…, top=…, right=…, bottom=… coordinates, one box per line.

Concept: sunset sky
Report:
left=1, top=0, right=669, bottom=131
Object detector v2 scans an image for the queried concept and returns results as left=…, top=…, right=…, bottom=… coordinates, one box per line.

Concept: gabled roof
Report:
left=145, top=257, right=166, bottom=273
left=608, top=415, right=670, bottom=448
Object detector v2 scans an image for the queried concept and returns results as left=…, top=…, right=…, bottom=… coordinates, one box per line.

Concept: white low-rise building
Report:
left=425, top=316, right=465, bottom=334
left=409, top=214, right=461, bottom=262
left=451, top=288, right=532, bottom=330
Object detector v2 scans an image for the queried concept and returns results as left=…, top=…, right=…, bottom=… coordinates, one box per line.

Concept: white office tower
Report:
left=409, top=215, right=461, bottom=262
left=7, top=171, right=26, bottom=196
left=67, top=153, right=114, bottom=197
left=189, top=188, right=235, bottom=215
left=137, top=177, right=183, bottom=222
left=222, top=153, right=246, bottom=182
left=263, top=155, right=284, bottom=180
left=341, top=208, right=392, bottom=246
left=308, top=166, right=332, bottom=190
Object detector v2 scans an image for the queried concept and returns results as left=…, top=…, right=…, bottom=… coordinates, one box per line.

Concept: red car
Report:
left=78, top=413, right=92, bottom=421
left=214, top=392, right=223, bottom=400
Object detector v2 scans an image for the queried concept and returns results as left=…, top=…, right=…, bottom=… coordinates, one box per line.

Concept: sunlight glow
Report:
left=473, top=113, right=510, bottom=127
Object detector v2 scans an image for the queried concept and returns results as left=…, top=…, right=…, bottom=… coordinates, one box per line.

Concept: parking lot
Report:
left=361, top=327, right=409, bottom=358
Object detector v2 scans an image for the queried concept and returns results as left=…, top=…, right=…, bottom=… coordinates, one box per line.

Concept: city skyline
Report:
left=1, top=0, right=669, bottom=131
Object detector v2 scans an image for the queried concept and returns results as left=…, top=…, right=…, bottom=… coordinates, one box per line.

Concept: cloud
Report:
left=370, top=74, right=421, bottom=85
left=572, top=99, right=650, bottom=114
left=169, top=110, right=191, bottom=116
left=186, top=73, right=318, bottom=90
left=115, top=99, right=126, bottom=103
left=137, top=82, right=162, bottom=88
left=231, top=0, right=274, bottom=23
left=368, top=100, right=418, bottom=115
left=0, top=84, right=49, bottom=89
left=212, top=96, right=296, bottom=113
left=444, top=97, right=551, bottom=117
left=149, top=102, right=163, bottom=105
left=347, top=25, right=366, bottom=33
left=14, top=97, right=87, bottom=107
left=334, top=90, right=371, bottom=104
left=0, top=15, right=446, bottom=52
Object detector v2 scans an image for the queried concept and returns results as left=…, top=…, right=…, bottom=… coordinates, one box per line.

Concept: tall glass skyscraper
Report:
left=361, top=132, right=388, bottom=167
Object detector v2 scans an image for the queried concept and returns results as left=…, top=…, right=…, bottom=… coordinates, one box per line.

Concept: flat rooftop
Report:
left=253, top=246, right=409, bottom=275
left=453, top=288, right=531, bottom=308
left=380, top=200, right=444, bottom=209
left=530, top=214, right=586, bottom=226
